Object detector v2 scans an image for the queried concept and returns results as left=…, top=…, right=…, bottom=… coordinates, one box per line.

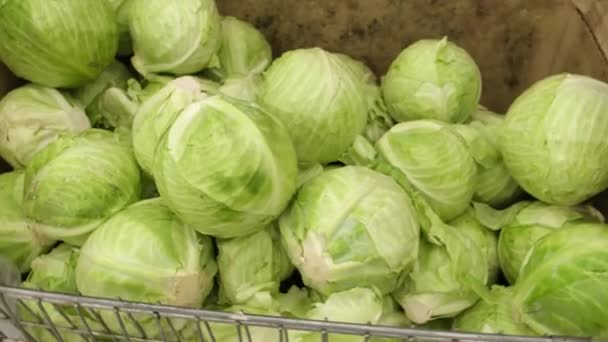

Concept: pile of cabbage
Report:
left=1, top=0, right=608, bottom=341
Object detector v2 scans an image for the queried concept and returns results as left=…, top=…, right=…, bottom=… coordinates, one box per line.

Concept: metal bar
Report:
left=52, top=303, right=91, bottom=342
left=0, top=286, right=604, bottom=342
left=35, top=299, right=65, bottom=342
left=89, top=308, right=119, bottom=342
left=1, top=296, right=37, bottom=342
left=125, top=310, right=147, bottom=339
left=74, top=304, right=95, bottom=341
left=154, top=312, right=168, bottom=342
left=195, top=318, right=206, bottom=342
left=243, top=323, right=253, bottom=342
left=165, top=316, right=182, bottom=341
left=235, top=321, right=244, bottom=342
left=203, top=320, right=216, bottom=342
left=113, top=307, right=132, bottom=342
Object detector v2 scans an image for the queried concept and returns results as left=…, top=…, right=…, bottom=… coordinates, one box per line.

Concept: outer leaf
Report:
left=0, top=0, right=118, bottom=87
left=154, top=96, right=298, bottom=238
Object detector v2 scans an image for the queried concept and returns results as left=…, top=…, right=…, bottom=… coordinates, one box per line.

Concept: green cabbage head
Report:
left=216, top=16, right=272, bottom=79
left=130, top=0, right=221, bottom=76
left=512, top=224, right=608, bottom=337
left=474, top=201, right=604, bottom=284
left=132, top=76, right=208, bottom=177
left=23, top=129, right=142, bottom=245
left=453, top=286, right=536, bottom=336
left=0, top=0, right=118, bottom=88
left=0, top=171, right=54, bottom=273
left=501, top=74, right=608, bottom=205
left=377, top=120, right=477, bottom=221
left=260, top=48, right=368, bottom=164
left=154, top=95, right=298, bottom=238
left=393, top=198, right=488, bottom=325
left=382, top=37, right=481, bottom=123
left=217, top=224, right=293, bottom=305
left=76, top=198, right=217, bottom=338
left=0, top=84, right=91, bottom=169
left=280, top=166, right=420, bottom=296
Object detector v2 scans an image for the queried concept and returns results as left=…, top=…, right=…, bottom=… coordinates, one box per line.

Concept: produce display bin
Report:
left=1, top=0, right=608, bottom=341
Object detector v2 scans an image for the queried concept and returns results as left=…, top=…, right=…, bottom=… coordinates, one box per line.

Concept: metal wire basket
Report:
left=0, top=285, right=602, bottom=342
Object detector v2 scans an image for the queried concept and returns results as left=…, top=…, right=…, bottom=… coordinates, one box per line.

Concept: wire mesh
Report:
left=0, top=285, right=603, bottom=342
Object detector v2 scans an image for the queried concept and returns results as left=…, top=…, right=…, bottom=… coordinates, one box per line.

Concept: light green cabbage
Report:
left=280, top=166, right=420, bottom=295
left=393, top=198, right=488, bottom=325
left=501, top=74, right=608, bottom=205
left=0, top=84, right=91, bottom=169
left=0, top=171, right=54, bottom=273
left=259, top=48, right=368, bottom=164
left=452, top=107, right=521, bottom=207
left=512, top=224, right=608, bottom=337
left=0, top=0, right=118, bottom=88
left=132, top=77, right=208, bottom=177
left=215, top=16, right=272, bottom=79
left=382, top=37, right=481, bottom=123
left=19, top=244, right=97, bottom=342
left=154, top=95, right=298, bottom=238
left=336, top=54, right=395, bottom=143
left=474, top=201, right=604, bottom=284
left=453, top=286, right=535, bottom=335
left=71, top=60, right=138, bottom=130
left=450, top=210, right=499, bottom=284
left=377, top=120, right=477, bottom=221
left=130, top=0, right=221, bottom=76
left=23, top=129, right=142, bottom=245
left=76, top=198, right=217, bottom=338
left=217, top=225, right=293, bottom=305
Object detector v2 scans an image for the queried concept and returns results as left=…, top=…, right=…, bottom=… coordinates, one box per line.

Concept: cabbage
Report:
left=130, top=0, right=221, bottom=76
left=377, top=120, right=477, bottom=221
left=452, top=107, right=521, bottom=207
left=336, top=54, right=395, bottom=143
left=0, top=0, right=118, bottom=88
left=71, top=60, right=138, bottom=130
left=23, top=129, right=142, bottom=245
left=393, top=198, right=488, bottom=324
left=215, top=16, right=272, bottom=79
left=453, top=286, right=535, bottom=335
left=0, top=171, right=54, bottom=273
left=280, top=166, right=420, bottom=295
left=19, top=244, right=96, bottom=342
left=474, top=201, right=604, bottom=284
left=259, top=48, right=368, bottom=164
left=382, top=37, right=481, bottom=123
left=76, top=198, right=217, bottom=338
left=512, top=224, right=608, bottom=337
left=0, top=84, right=91, bottom=169
left=132, top=77, right=208, bottom=177
left=450, top=210, right=499, bottom=284
left=501, top=74, right=608, bottom=205
left=217, top=225, right=293, bottom=305
left=154, top=95, right=298, bottom=238
left=105, top=0, right=134, bottom=56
